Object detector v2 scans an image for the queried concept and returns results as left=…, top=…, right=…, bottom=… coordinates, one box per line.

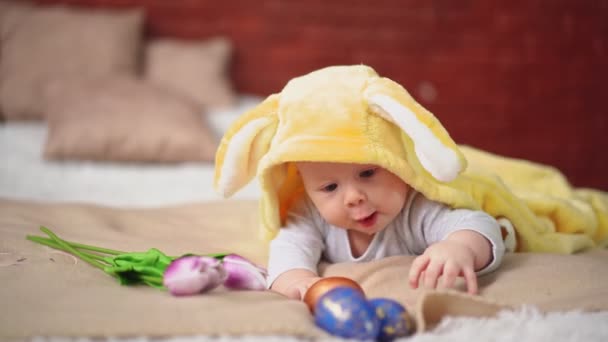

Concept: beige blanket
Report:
left=1, top=199, right=607, bottom=340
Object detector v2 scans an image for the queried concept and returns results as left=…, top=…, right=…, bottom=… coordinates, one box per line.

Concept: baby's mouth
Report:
left=356, top=212, right=378, bottom=228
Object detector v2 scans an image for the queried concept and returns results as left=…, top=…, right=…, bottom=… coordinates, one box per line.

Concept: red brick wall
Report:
left=34, top=0, right=608, bottom=190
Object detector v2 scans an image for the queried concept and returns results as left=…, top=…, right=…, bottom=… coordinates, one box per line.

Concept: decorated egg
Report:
left=314, top=286, right=380, bottom=340
left=368, top=298, right=414, bottom=341
left=303, top=276, right=364, bottom=313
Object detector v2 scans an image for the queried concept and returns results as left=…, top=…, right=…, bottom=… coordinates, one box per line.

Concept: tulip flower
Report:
left=222, top=253, right=268, bottom=291
left=26, top=226, right=268, bottom=296
left=163, top=256, right=227, bottom=296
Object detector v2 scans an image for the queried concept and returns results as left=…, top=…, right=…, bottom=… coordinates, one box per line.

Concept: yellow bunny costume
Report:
left=214, top=65, right=608, bottom=254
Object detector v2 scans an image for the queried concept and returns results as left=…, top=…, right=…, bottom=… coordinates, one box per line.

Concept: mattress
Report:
left=2, top=198, right=607, bottom=341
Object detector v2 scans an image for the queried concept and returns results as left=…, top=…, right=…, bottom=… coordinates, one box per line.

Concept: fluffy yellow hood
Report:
left=214, top=65, right=466, bottom=240
left=215, top=65, right=608, bottom=254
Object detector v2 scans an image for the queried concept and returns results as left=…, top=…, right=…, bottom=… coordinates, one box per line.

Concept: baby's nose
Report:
left=344, top=185, right=366, bottom=207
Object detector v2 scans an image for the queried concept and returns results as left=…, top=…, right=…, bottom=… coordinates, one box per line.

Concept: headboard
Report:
left=33, top=0, right=608, bottom=190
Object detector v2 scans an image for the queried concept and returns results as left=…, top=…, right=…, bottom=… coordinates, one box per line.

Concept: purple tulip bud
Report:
left=163, top=256, right=227, bottom=296
left=221, top=254, right=268, bottom=291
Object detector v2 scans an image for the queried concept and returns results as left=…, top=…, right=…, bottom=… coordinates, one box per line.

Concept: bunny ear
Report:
left=214, top=94, right=279, bottom=197
left=364, top=77, right=466, bottom=182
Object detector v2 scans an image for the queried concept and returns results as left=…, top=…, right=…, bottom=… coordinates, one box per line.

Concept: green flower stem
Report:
left=39, top=226, right=106, bottom=270
left=83, top=252, right=111, bottom=263
left=27, top=235, right=227, bottom=262
left=26, top=235, right=109, bottom=265
left=26, top=226, right=233, bottom=290
left=31, top=228, right=126, bottom=255
left=54, top=240, right=125, bottom=255
left=26, top=236, right=64, bottom=250
left=28, top=229, right=229, bottom=262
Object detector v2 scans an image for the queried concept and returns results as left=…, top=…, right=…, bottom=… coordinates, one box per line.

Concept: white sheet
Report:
left=0, top=95, right=263, bottom=207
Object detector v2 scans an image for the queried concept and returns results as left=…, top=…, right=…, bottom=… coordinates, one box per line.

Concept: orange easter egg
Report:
left=303, top=276, right=365, bottom=313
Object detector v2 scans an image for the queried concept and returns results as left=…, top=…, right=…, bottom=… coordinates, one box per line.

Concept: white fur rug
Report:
left=28, top=307, right=608, bottom=342
left=412, top=307, right=608, bottom=342
left=0, top=96, right=263, bottom=207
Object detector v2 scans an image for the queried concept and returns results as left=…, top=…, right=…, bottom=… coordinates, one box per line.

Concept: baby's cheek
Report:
left=385, top=187, right=408, bottom=210
left=319, top=205, right=350, bottom=228
left=322, top=211, right=346, bottom=227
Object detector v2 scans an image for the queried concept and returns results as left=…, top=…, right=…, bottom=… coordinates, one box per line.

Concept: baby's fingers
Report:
left=438, top=261, right=460, bottom=290
left=408, top=255, right=430, bottom=289
left=422, top=260, right=444, bottom=290
left=463, top=267, right=478, bottom=295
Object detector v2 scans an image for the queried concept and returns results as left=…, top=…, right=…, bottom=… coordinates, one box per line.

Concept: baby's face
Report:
left=295, top=162, right=409, bottom=235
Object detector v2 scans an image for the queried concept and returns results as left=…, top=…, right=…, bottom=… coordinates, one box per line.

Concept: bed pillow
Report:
left=0, top=0, right=30, bottom=47
left=0, top=0, right=34, bottom=121
left=0, top=0, right=33, bottom=40
left=144, top=37, right=236, bottom=110
left=0, top=3, right=143, bottom=120
left=43, top=77, right=218, bottom=163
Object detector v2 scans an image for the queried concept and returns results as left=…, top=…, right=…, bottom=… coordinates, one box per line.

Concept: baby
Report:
left=267, top=161, right=504, bottom=299
left=213, top=64, right=506, bottom=302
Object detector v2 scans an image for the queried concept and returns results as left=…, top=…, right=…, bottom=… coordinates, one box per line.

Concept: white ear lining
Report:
left=217, top=117, right=272, bottom=197
left=368, top=94, right=462, bottom=182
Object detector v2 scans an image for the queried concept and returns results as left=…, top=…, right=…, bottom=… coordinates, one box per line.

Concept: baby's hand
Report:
left=295, top=276, right=323, bottom=300
left=270, top=269, right=321, bottom=300
left=408, top=240, right=478, bottom=294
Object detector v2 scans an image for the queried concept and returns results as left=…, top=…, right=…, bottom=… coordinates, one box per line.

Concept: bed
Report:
left=1, top=1, right=608, bottom=341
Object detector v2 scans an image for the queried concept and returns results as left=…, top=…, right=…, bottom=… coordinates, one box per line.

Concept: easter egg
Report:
left=303, top=276, right=364, bottom=313
left=368, top=298, right=414, bottom=341
left=314, top=286, right=380, bottom=340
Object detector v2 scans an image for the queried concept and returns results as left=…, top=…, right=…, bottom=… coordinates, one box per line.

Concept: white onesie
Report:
left=267, top=190, right=505, bottom=287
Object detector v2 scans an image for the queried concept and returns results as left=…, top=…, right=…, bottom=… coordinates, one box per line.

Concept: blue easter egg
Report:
left=314, top=286, right=380, bottom=340
left=368, top=298, right=413, bottom=341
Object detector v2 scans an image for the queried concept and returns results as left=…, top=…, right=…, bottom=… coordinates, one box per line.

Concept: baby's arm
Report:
left=446, top=229, right=492, bottom=270
left=408, top=229, right=491, bottom=294
left=270, top=269, right=322, bottom=299
left=405, top=194, right=505, bottom=295
left=266, top=197, right=325, bottom=299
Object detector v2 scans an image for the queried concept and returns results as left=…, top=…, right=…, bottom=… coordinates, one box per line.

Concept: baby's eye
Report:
left=321, top=183, right=338, bottom=192
left=359, top=168, right=377, bottom=178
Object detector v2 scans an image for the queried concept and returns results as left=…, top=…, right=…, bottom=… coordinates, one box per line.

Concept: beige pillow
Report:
left=43, top=77, right=218, bottom=163
left=0, top=0, right=34, bottom=121
left=0, top=4, right=143, bottom=120
left=0, top=0, right=33, bottom=40
left=145, top=37, right=236, bottom=110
